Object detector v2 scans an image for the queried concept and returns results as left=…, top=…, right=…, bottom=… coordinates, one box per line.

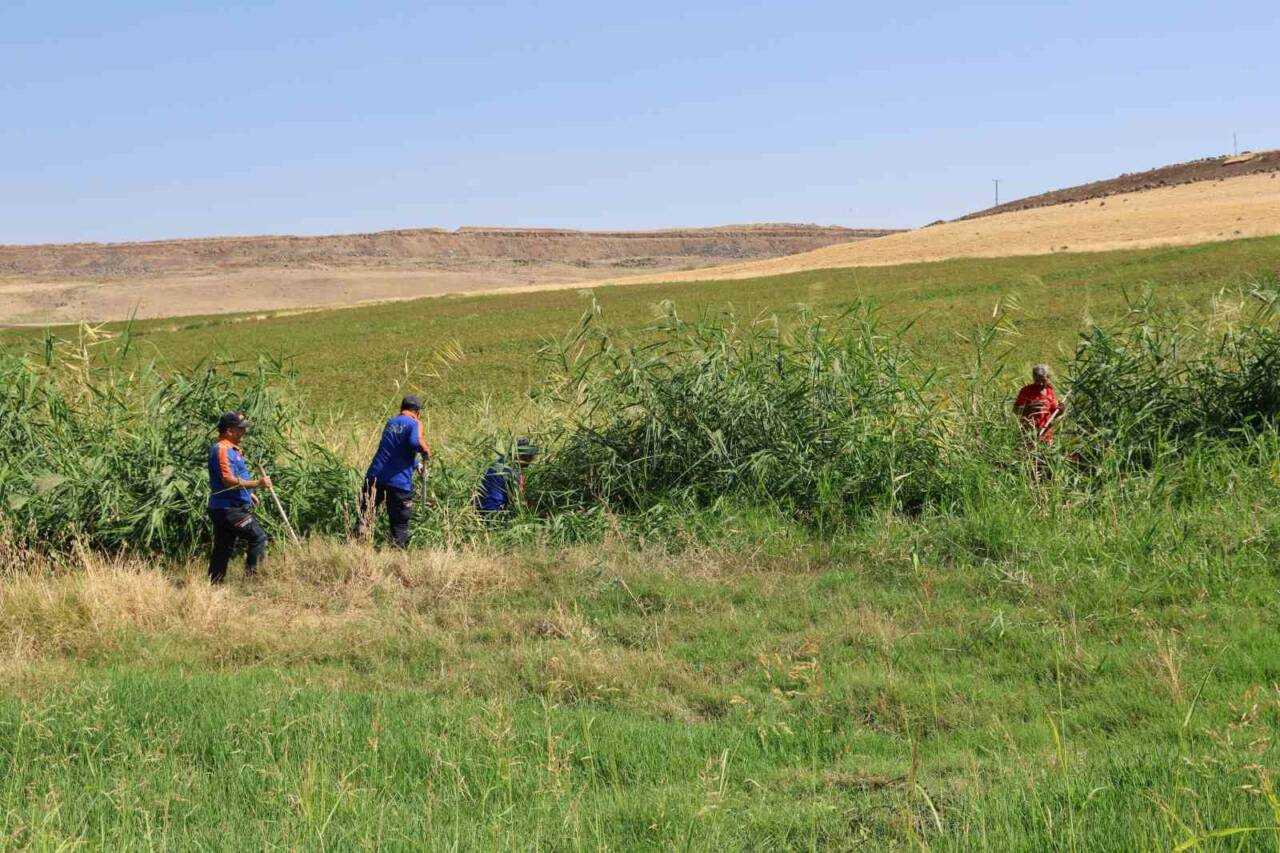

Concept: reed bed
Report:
left=2, top=288, right=1279, bottom=558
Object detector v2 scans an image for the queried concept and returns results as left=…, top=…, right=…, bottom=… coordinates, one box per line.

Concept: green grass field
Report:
left=12, top=235, right=1275, bottom=427
left=4, top=238, right=1280, bottom=850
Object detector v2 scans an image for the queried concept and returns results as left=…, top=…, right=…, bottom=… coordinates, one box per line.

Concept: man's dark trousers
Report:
left=208, top=506, right=268, bottom=583
left=356, top=477, right=414, bottom=549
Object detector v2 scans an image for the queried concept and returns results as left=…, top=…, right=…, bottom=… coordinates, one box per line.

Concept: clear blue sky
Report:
left=2, top=0, right=1277, bottom=243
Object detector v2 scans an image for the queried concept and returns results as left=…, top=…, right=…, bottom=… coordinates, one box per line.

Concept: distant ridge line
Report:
left=1, top=223, right=899, bottom=252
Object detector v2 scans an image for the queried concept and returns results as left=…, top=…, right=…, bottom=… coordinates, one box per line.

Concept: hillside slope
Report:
left=0, top=224, right=895, bottom=280
left=960, top=148, right=1280, bottom=220
left=616, top=171, right=1280, bottom=285
left=0, top=224, right=894, bottom=324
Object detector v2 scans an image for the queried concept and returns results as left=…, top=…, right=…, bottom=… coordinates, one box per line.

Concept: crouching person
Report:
left=207, top=411, right=270, bottom=584
left=475, top=439, right=539, bottom=516
left=356, top=395, right=432, bottom=548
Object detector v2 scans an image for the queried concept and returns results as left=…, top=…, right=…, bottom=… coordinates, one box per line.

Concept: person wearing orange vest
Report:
left=206, top=411, right=271, bottom=583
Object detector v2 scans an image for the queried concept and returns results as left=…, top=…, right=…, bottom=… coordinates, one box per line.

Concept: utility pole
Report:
left=1233, top=132, right=1238, bottom=155
left=993, top=179, right=1001, bottom=207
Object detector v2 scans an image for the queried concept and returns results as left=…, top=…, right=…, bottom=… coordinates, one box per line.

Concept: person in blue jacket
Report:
left=207, top=411, right=272, bottom=583
left=476, top=439, right=539, bottom=516
left=355, top=395, right=432, bottom=548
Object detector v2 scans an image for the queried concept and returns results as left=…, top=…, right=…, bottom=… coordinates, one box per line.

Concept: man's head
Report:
left=217, top=411, right=252, bottom=443
left=515, top=438, right=540, bottom=466
left=1031, top=364, right=1051, bottom=387
left=400, top=394, right=422, bottom=414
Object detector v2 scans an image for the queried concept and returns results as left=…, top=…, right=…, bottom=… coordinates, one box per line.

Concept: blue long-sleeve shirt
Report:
left=365, top=411, right=432, bottom=491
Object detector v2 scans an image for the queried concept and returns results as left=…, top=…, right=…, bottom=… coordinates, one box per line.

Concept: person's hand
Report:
left=259, top=475, right=273, bottom=489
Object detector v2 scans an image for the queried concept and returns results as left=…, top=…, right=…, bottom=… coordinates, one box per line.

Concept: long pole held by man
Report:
left=258, top=461, right=300, bottom=545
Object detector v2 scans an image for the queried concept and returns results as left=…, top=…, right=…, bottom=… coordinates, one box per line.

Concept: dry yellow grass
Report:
left=0, top=534, right=751, bottom=692
left=0, top=539, right=522, bottom=667
left=0, top=534, right=766, bottom=722
left=0, top=266, right=606, bottom=325
left=614, top=171, right=1280, bottom=284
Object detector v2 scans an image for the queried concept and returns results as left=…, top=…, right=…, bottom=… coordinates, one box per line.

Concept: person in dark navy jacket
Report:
left=207, top=411, right=271, bottom=583
left=475, top=439, right=539, bottom=516
left=355, top=395, right=432, bottom=548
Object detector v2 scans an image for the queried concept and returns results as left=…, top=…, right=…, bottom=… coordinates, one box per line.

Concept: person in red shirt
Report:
left=1013, top=364, right=1063, bottom=444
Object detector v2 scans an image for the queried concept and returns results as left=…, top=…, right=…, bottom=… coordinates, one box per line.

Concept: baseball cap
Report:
left=217, top=411, right=252, bottom=431
left=401, top=394, right=422, bottom=411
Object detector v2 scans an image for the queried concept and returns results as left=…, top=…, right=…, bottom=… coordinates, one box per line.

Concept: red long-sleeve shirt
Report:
left=1014, top=383, right=1061, bottom=442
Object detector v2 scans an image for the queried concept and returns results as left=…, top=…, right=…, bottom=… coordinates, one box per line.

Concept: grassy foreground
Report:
left=4, top=462, right=1280, bottom=849
left=4, top=238, right=1280, bottom=848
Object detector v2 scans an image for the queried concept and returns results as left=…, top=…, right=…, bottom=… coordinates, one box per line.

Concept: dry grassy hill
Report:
left=0, top=224, right=894, bottom=324
left=6, top=151, right=1278, bottom=325
left=617, top=169, right=1280, bottom=285
left=960, top=148, right=1280, bottom=220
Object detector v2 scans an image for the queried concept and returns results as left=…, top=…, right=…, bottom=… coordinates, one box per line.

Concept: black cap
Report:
left=217, top=411, right=252, bottom=431
left=516, top=438, right=540, bottom=459
left=401, top=394, right=422, bottom=412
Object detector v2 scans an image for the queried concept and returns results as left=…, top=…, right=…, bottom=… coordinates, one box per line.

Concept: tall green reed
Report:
left=4, top=286, right=1279, bottom=558
left=527, top=301, right=985, bottom=528
left=0, top=324, right=356, bottom=557
left=1067, top=283, right=1280, bottom=469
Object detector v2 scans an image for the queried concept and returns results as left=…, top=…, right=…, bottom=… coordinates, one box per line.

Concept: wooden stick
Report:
left=258, top=463, right=301, bottom=545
